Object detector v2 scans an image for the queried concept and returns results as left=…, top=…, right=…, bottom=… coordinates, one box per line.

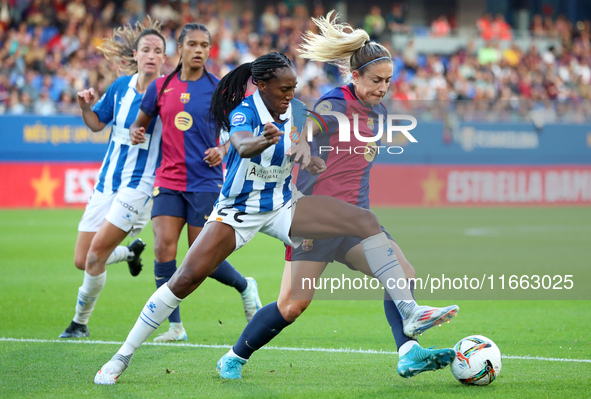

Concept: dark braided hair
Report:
left=157, top=23, right=215, bottom=102
left=210, top=52, right=293, bottom=132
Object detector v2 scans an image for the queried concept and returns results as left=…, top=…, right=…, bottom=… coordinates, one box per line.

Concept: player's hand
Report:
left=130, top=126, right=146, bottom=145
left=262, top=122, right=283, bottom=145
left=204, top=146, right=224, bottom=167
left=76, top=88, right=97, bottom=110
left=304, top=156, right=326, bottom=175
left=287, top=139, right=312, bottom=168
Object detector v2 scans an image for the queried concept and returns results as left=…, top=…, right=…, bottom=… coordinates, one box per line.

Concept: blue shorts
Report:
left=151, top=187, right=219, bottom=227
left=290, top=226, right=393, bottom=270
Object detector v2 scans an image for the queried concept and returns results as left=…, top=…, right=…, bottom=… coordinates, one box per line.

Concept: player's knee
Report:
left=352, top=209, right=381, bottom=238
left=153, top=238, right=177, bottom=262
left=169, top=268, right=203, bottom=295
left=74, top=255, right=86, bottom=271
left=85, top=251, right=100, bottom=273
left=280, top=300, right=310, bottom=322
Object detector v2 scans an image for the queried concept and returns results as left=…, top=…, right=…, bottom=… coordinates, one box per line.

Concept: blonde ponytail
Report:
left=298, top=11, right=391, bottom=79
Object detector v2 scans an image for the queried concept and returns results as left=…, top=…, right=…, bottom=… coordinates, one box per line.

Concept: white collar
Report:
left=253, top=89, right=292, bottom=124
left=128, top=73, right=139, bottom=89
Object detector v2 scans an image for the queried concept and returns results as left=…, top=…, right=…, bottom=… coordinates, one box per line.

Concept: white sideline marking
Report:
left=1, top=337, right=590, bottom=363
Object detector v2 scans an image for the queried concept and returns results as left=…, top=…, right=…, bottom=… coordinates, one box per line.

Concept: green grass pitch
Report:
left=0, top=207, right=590, bottom=398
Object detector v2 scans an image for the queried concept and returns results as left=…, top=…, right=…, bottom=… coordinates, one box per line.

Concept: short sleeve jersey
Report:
left=296, top=83, right=388, bottom=209
left=92, top=73, right=163, bottom=196
left=141, top=71, right=222, bottom=193
left=217, top=90, right=298, bottom=213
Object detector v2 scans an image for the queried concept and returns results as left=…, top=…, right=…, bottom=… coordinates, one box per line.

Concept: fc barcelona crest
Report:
left=367, top=117, right=374, bottom=130
left=302, top=239, right=314, bottom=251
left=180, top=93, right=190, bottom=104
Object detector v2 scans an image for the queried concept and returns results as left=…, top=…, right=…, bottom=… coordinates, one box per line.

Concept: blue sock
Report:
left=384, top=280, right=416, bottom=350
left=209, top=260, right=248, bottom=293
left=233, top=302, right=291, bottom=359
left=154, top=260, right=181, bottom=324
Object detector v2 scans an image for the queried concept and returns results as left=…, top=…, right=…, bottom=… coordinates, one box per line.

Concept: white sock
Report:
left=398, top=340, right=419, bottom=357
left=73, top=271, right=107, bottom=325
left=117, top=284, right=182, bottom=357
left=169, top=322, right=184, bottom=331
left=106, top=246, right=131, bottom=265
left=361, top=233, right=416, bottom=318
left=229, top=348, right=248, bottom=362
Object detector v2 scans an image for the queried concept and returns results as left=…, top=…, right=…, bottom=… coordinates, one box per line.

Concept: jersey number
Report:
left=218, top=207, right=247, bottom=223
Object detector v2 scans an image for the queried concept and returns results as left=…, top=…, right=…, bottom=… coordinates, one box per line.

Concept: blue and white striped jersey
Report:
left=217, top=90, right=295, bottom=213
left=92, top=74, right=162, bottom=196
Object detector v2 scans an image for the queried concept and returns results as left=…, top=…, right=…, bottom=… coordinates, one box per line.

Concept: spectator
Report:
left=543, top=16, right=557, bottom=38
left=20, top=69, right=40, bottom=101
left=261, top=5, right=279, bottom=36
left=34, top=88, right=56, bottom=115
left=492, top=14, right=512, bottom=41
left=364, top=5, right=386, bottom=41
left=503, top=42, right=522, bottom=66
left=1, top=3, right=590, bottom=122
left=150, top=0, right=178, bottom=26
left=0, top=0, right=11, bottom=30
left=386, top=3, right=410, bottom=35
left=57, top=90, right=78, bottom=114
left=402, top=39, right=418, bottom=70
left=476, top=13, right=493, bottom=40
left=66, top=0, right=87, bottom=24
left=478, top=41, right=501, bottom=65
left=100, top=2, right=116, bottom=25
left=431, top=15, right=451, bottom=37
left=530, top=14, right=545, bottom=37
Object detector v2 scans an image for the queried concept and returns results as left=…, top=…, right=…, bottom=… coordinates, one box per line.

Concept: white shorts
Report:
left=78, top=187, right=152, bottom=237
left=207, top=191, right=304, bottom=251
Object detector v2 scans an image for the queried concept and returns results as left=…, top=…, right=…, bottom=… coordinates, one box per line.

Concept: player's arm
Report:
left=204, top=141, right=230, bottom=167
left=129, top=110, right=153, bottom=145
left=231, top=122, right=282, bottom=158
left=288, top=113, right=326, bottom=168
left=131, top=80, right=158, bottom=145
left=304, top=156, right=326, bottom=175
left=77, top=88, right=106, bottom=132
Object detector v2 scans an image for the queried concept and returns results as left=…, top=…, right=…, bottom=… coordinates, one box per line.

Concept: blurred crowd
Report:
left=1, top=0, right=591, bottom=123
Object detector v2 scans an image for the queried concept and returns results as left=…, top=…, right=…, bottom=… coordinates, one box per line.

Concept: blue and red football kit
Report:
left=288, top=83, right=392, bottom=264
left=141, top=71, right=222, bottom=194
left=141, top=71, right=222, bottom=226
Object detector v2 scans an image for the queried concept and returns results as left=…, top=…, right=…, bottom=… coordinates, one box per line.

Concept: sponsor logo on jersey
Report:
left=116, top=198, right=139, bottom=215
left=246, top=162, right=291, bottom=183
left=174, top=111, right=193, bottom=131
left=315, top=100, right=332, bottom=113
left=231, top=112, right=246, bottom=126
left=364, top=142, right=378, bottom=162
